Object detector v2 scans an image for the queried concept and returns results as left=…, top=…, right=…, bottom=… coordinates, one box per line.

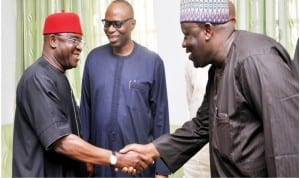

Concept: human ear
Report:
left=130, top=19, right=136, bottom=31
left=48, top=34, right=58, bottom=48
left=203, top=23, right=213, bottom=41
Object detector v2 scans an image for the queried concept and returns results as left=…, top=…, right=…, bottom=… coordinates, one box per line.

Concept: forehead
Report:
left=58, top=32, right=82, bottom=38
left=181, top=22, right=201, bottom=34
left=105, top=2, right=132, bottom=20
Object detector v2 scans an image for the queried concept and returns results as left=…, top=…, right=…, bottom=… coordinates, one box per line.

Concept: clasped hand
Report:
left=115, top=143, right=157, bottom=175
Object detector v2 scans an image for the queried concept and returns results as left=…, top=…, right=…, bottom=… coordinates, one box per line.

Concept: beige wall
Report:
left=1, top=0, right=17, bottom=124
left=154, top=0, right=191, bottom=126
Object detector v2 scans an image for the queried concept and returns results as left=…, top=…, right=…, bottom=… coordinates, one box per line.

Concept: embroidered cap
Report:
left=180, top=0, right=229, bottom=23
left=43, top=10, right=83, bottom=35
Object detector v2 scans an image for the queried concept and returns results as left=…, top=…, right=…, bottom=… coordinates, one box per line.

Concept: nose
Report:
left=106, top=24, right=116, bottom=33
left=75, top=43, right=83, bottom=52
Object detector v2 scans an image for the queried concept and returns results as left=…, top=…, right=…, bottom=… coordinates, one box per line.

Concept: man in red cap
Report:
left=12, top=11, right=147, bottom=177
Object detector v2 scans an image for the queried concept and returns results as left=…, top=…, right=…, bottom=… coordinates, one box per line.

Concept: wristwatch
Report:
left=110, top=151, right=117, bottom=166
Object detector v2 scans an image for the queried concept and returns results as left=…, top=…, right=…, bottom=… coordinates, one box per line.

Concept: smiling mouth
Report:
left=72, top=53, right=81, bottom=60
left=108, top=36, right=119, bottom=43
left=186, top=49, right=193, bottom=60
left=188, top=53, right=194, bottom=60
left=73, top=53, right=80, bottom=57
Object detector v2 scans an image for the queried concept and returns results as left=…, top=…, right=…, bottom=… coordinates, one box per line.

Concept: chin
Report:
left=67, top=63, right=78, bottom=70
left=193, top=61, right=208, bottom=68
left=193, top=62, right=199, bottom=68
left=192, top=57, right=208, bottom=68
left=110, top=41, right=120, bottom=48
left=192, top=60, right=201, bottom=68
left=72, top=63, right=79, bottom=68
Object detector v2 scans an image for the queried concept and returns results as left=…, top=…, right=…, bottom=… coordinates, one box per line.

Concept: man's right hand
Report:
left=114, top=150, right=149, bottom=175
left=117, top=143, right=160, bottom=175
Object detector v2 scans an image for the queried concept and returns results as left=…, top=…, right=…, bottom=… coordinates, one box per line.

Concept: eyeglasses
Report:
left=101, top=18, right=133, bottom=29
left=54, top=34, right=85, bottom=46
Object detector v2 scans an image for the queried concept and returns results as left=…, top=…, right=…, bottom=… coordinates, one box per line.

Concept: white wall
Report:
left=154, top=0, right=190, bottom=126
left=1, top=0, right=17, bottom=124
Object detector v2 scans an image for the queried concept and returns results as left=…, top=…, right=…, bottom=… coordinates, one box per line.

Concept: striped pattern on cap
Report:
left=180, top=0, right=229, bottom=23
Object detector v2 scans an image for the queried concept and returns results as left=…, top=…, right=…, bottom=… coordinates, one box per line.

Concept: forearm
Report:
left=53, top=134, right=111, bottom=166
left=153, top=120, right=209, bottom=173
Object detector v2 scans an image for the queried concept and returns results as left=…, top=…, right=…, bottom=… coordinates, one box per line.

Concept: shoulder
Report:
left=18, top=58, right=62, bottom=91
left=230, top=30, right=290, bottom=69
left=134, top=42, right=163, bottom=63
left=233, top=30, right=286, bottom=61
left=84, top=44, right=112, bottom=67
left=19, top=58, right=50, bottom=81
left=230, top=32, right=294, bottom=81
left=88, top=44, right=111, bottom=56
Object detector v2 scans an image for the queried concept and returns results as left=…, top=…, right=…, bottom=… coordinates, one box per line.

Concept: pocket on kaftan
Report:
left=129, top=80, right=150, bottom=104
left=213, top=112, right=232, bottom=157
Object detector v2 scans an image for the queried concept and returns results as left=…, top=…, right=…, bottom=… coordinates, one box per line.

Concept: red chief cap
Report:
left=43, top=10, right=83, bottom=35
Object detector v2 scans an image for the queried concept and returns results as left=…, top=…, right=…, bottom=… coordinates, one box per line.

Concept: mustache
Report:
left=186, top=48, right=191, bottom=53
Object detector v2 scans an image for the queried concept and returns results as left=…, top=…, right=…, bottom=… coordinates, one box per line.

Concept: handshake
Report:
left=87, top=143, right=161, bottom=176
